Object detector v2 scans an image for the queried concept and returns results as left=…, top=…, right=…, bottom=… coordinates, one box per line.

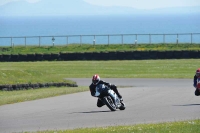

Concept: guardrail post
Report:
left=52, top=37, right=55, bottom=46
left=93, top=35, right=96, bottom=45
left=108, top=35, right=109, bottom=45
left=149, top=34, right=151, bottom=44
left=163, top=34, right=165, bottom=44
left=66, top=36, right=68, bottom=45
left=176, top=34, right=179, bottom=45
left=135, top=34, right=137, bottom=45
left=11, top=37, right=12, bottom=47
left=25, top=37, right=26, bottom=47
left=80, top=35, right=82, bottom=46
left=122, top=35, right=123, bottom=45
left=39, top=36, right=41, bottom=47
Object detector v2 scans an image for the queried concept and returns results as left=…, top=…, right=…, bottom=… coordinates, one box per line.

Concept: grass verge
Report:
left=0, top=86, right=88, bottom=106
left=1, top=60, right=199, bottom=132
left=0, top=59, right=199, bottom=85
left=0, top=59, right=198, bottom=105
left=0, top=43, right=200, bottom=55
left=28, top=119, right=200, bottom=133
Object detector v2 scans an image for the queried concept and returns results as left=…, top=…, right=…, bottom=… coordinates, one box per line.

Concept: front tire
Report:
left=119, top=102, right=126, bottom=110
left=103, top=96, right=117, bottom=111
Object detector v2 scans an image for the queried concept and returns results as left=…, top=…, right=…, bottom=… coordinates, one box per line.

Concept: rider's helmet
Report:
left=196, top=68, right=200, bottom=77
left=92, top=74, right=100, bottom=85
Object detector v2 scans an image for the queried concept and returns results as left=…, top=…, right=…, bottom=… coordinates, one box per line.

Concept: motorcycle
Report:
left=197, top=78, right=200, bottom=91
left=94, top=84, right=125, bottom=111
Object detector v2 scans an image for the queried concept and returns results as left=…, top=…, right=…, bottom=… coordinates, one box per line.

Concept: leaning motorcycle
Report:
left=94, top=84, right=125, bottom=111
left=197, top=78, right=200, bottom=91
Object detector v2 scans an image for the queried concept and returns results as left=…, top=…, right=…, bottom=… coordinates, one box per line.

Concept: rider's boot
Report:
left=195, top=88, right=200, bottom=96
left=119, top=97, right=123, bottom=102
left=111, top=85, right=123, bottom=101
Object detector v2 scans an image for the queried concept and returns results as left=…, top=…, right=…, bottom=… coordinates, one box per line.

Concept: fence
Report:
left=0, top=33, right=200, bottom=47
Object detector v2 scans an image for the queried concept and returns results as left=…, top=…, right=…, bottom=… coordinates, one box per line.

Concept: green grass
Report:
left=1, top=60, right=199, bottom=132
left=28, top=119, right=200, bottom=133
left=1, top=45, right=199, bottom=132
left=0, top=43, right=200, bottom=55
left=0, top=59, right=199, bottom=105
left=0, top=86, right=88, bottom=106
left=0, top=59, right=199, bottom=85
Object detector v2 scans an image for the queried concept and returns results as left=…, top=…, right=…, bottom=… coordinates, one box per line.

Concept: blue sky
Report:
left=0, top=0, right=200, bottom=16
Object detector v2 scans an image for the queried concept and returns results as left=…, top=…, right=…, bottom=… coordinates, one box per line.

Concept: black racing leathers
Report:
left=89, top=80, right=122, bottom=107
left=193, top=75, right=197, bottom=88
left=193, top=75, right=200, bottom=96
left=89, top=80, right=122, bottom=98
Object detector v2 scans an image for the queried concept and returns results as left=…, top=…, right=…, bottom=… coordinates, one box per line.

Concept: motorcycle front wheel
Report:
left=119, top=102, right=126, bottom=110
left=103, top=96, right=117, bottom=111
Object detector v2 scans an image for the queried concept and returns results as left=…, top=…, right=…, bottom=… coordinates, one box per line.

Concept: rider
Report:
left=193, top=68, right=200, bottom=96
left=89, top=74, right=123, bottom=107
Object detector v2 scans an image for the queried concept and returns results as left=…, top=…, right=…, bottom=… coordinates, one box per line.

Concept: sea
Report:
left=0, top=14, right=200, bottom=46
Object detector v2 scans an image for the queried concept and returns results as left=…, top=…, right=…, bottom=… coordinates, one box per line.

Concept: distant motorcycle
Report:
left=197, top=78, right=200, bottom=92
left=94, top=84, right=125, bottom=111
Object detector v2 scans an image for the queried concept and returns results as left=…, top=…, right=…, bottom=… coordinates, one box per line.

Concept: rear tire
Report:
left=103, top=96, right=117, bottom=111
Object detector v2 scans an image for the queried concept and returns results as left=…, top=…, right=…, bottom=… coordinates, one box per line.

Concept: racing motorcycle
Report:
left=94, top=84, right=125, bottom=111
left=197, top=78, right=200, bottom=91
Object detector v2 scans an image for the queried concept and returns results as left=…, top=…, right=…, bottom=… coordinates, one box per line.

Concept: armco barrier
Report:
left=59, top=53, right=67, bottom=60
left=189, top=51, right=199, bottom=58
left=101, top=52, right=108, bottom=60
left=2, top=54, right=11, bottom=61
left=148, top=51, right=157, bottom=59
left=83, top=52, right=93, bottom=60
left=60, top=53, right=75, bottom=60
left=51, top=53, right=60, bottom=61
left=174, top=51, right=182, bottom=59
left=43, top=54, right=51, bottom=60
left=35, top=54, right=43, bottom=61
left=165, top=51, right=174, bottom=59
left=91, top=52, right=99, bottom=60
left=125, top=51, right=133, bottom=60
left=109, top=51, right=117, bottom=60
left=141, top=51, right=150, bottom=59
left=133, top=51, right=141, bottom=59
left=27, top=54, right=35, bottom=61
left=0, top=50, right=199, bottom=62
left=18, top=54, right=27, bottom=61
left=76, top=53, right=83, bottom=60
left=156, top=51, right=165, bottom=59
left=11, top=54, right=19, bottom=61
left=68, top=53, right=77, bottom=60
left=181, top=51, right=189, bottom=59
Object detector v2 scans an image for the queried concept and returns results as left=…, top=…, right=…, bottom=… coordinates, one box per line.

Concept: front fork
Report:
left=108, top=89, right=121, bottom=108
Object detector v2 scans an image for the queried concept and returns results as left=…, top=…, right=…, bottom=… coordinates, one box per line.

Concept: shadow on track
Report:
left=70, top=110, right=111, bottom=114
left=173, top=104, right=200, bottom=106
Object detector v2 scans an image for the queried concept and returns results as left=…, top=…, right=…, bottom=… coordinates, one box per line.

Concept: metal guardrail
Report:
left=0, top=33, right=200, bottom=47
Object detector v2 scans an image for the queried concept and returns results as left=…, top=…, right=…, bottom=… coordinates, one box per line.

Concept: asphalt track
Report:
left=0, top=78, right=199, bottom=133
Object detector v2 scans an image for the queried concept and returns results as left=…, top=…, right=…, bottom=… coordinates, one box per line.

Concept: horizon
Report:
left=0, top=0, right=200, bottom=16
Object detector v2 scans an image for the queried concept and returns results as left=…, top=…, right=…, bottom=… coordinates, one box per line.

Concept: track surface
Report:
left=0, top=78, right=199, bottom=133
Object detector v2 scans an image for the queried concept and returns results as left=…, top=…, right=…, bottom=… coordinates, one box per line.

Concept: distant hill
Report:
left=0, top=0, right=200, bottom=16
